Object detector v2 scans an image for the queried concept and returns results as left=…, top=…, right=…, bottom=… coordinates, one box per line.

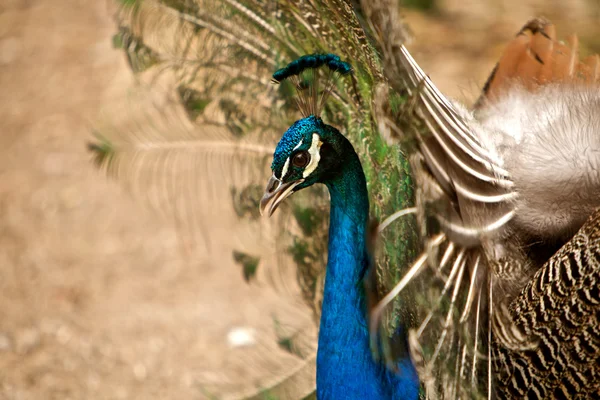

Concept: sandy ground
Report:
left=0, top=1, right=597, bottom=399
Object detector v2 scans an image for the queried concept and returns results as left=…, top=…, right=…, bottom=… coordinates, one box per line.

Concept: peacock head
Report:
left=260, top=53, right=353, bottom=217
left=259, top=115, right=346, bottom=217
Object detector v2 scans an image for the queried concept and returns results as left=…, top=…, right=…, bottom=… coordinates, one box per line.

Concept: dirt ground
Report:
left=0, top=1, right=597, bottom=399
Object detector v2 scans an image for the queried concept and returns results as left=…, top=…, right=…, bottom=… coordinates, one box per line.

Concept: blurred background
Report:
left=0, top=0, right=598, bottom=398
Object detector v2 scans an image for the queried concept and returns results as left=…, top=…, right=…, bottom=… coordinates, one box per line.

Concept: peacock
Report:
left=257, top=55, right=420, bottom=399
left=90, top=0, right=600, bottom=398
left=93, top=1, right=420, bottom=397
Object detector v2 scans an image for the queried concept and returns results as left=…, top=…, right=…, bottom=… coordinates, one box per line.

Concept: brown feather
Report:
left=476, top=18, right=600, bottom=109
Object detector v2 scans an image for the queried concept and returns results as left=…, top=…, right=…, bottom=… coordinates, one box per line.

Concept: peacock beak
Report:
left=259, top=174, right=305, bottom=217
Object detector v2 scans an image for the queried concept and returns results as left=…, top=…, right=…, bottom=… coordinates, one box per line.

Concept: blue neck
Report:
left=316, top=148, right=419, bottom=399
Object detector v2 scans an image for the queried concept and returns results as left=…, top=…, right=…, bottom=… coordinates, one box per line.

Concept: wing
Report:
left=378, top=45, right=516, bottom=400
left=365, top=12, right=600, bottom=399
left=478, top=19, right=600, bottom=399
left=362, top=1, right=516, bottom=397
left=92, top=0, right=417, bottom=397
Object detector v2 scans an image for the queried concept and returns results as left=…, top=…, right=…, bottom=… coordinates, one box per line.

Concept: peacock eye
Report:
left=292, top=151, right=310, bottom=168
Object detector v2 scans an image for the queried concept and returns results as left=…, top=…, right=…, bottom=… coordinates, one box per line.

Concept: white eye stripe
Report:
left=280, top=157, right=290, bottom=179
left=279, top=138, right=303, bottom=179
left=302, top=133, right=322, bottom=178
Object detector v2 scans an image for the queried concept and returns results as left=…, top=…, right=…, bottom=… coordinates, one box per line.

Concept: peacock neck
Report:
left=316, top=146, right=418, bottom=399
